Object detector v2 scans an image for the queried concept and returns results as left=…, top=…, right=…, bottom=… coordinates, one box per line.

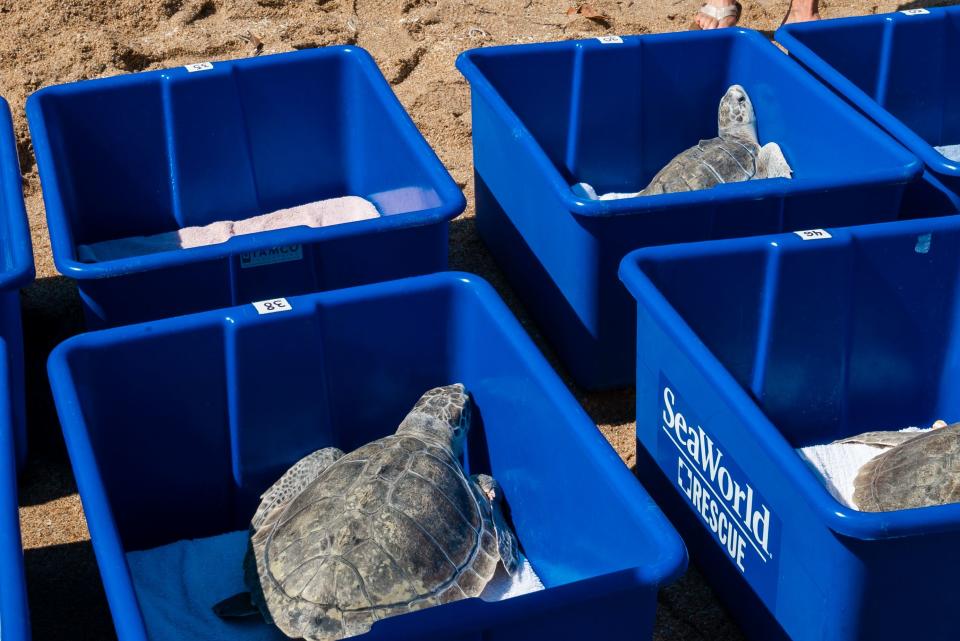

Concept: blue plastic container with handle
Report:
left=0, top=334, right=30, bottom=641
left=0, top=96, right=36, bottom=470
left=777, top=7, right=960, bottom=216
left=620, top=216, right=960, bottom=641
left=458, top=28, right=925, bottom=390
left=48, top=272, right=686, bottom=641
left=0, top=94, right=32, bottom=640
left=27, top=47, right=465, bottom=329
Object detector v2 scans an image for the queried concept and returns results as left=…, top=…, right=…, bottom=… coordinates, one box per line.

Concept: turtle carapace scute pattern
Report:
left=640, top=84, right=792, bottom=196
left=214, top=383, right=521, bottom=641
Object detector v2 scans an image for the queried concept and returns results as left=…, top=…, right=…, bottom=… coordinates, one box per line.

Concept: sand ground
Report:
left=6, top=0, right=951, bottom=639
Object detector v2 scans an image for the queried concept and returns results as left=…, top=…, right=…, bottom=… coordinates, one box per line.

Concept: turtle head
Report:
left=396, top=384, right=472, bottom=456
left=717, top=85, right=758, bottom=143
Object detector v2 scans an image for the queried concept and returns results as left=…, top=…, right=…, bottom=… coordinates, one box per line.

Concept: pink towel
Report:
left=77, top=196, right=379, bottom=263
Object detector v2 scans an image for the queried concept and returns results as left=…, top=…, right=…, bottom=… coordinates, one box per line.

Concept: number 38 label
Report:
left=252, top=298, right=292, bottom=315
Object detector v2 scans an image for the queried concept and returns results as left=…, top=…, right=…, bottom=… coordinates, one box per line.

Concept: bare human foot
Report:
left=782, top=0, right=821, bottom=25
left=693, top=0, right=741, bottom=29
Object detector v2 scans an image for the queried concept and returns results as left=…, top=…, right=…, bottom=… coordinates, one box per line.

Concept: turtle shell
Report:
left=252, top=434, right=500, bottom=641
left=853, top=423, right=960, bottom=512
left=641, top=136, right=760, bottom=196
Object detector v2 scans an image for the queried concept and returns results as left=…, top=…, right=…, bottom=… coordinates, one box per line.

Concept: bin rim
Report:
left=47, top=271, right=687, bottom=640
left=619, top=216, right=960, bottom=541
left=456, top=28, right=922, bottom=220
left=0, top=97, right=35, bottom=291
left=26, top=45, right=466, bottom=280
left=776, top=9, right=960, bottom=179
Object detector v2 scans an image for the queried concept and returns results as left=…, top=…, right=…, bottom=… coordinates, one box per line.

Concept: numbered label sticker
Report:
left=901, top=8, right=929, bottom=14
left=184, top=62, right=213, bottom=72
left=596, top=35, right=623, bottom=44
left=793, top=229, right=832, bottom=241
left=253, top=298, right=292, bottom=315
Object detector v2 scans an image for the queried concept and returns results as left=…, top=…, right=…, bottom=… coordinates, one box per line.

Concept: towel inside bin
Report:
left=77, top=195, right=380, bottom=263
left=127, top=530, right=544, bottom=641
left=798, top=426, right=935, bottom=510
left=936, top=144, right=960, bottom=162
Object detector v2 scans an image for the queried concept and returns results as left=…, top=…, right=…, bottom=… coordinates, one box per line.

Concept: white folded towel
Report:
left=571, top=182, right=642, bottom=201
left=127, top=529, right=544, bottom=641
left=935, top=144, right=960, bottom=162
left=797, top=427, right=930, bottom=510
left=77, top=195, right=380, bottom=263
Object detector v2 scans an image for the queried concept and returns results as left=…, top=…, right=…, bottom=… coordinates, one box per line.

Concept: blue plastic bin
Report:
left=619, top=216, right=960, bottom=641
left=0, top=374, right=29, bottom=641
left=48, top=272, right=686, bottom=641
left=27, top=47, right=465, bottom=329
left=0, top=94, right=32, bottom=633
left=777, top=7, right=960, bottom=215
left=458, top=28, right=923, bottom=390
left=0, top=336, right=30, bottom=641
left=0, top=97, right=36, bottom=469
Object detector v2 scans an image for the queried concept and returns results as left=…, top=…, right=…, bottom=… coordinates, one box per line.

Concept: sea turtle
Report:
left=572, top=85, right=792, bottom=200
left=214, top=383, right=520, bottom=641
left=839, top=420, right=960, bottom=512
left=640, top=84, right=792, bottom=196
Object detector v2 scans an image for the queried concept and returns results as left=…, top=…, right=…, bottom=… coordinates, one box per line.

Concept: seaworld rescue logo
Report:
left=658, top=378, right=781, bottom=599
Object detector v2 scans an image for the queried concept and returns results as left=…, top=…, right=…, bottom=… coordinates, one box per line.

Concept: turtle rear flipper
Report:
left=252, top=446, right=345, bottom=529
left=213, top=591, right=260, bottom=618
left=213, top=530, right=274, bottom=623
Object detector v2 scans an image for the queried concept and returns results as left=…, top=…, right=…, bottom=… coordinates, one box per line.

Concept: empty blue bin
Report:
left=27, top=47, right=464, bottom=329
left=0, top=97, right=36, bottom=469
left=458, top=28, right=923, bottom=390
left=777, top=8, right=960, bottom=215
left=47, top=272, right=686, bottom=641
left=619, top=216, right=960, bottom=641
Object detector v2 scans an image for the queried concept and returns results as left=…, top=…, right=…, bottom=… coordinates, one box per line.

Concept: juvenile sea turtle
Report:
left=573, top=85, right=791, bottom=200
left=214, top=384, right=520, bottom=641
left=640, top=85, right=792, bottom=195
left=839, top=420, right=960, bottom=512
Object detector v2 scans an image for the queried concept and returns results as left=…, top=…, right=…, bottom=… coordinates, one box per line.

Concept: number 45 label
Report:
left=793, top=229, right=832, bottom=241
left=253, top=298, right=292, bottom=315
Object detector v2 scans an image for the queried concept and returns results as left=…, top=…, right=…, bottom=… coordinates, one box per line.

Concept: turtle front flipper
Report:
left=755, top=143, right=792, bottom=180
left=835, top=430, right=927, bottom=448
left=474, top=474, right=520, bottom=576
